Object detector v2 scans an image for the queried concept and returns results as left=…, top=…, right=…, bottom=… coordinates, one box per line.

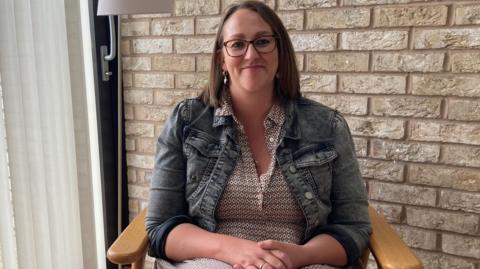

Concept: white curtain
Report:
left=0, top=0, right=105, bottom=268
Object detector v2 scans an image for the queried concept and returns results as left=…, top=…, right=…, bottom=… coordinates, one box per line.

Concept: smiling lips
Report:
left=241, top=64, right=265, bottom=70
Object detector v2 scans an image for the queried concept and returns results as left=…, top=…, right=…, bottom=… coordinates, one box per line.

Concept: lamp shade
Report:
left=97, top=0, right=175, bottom=15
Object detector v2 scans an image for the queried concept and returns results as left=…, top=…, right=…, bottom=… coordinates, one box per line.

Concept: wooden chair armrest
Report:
left=107, top=208, right=148, bottom=265
left=368, top=206, right=423, bottom=269
left=105, top=206, right=423, bottom=269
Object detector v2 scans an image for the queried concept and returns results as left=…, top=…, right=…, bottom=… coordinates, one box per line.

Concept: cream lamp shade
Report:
left=97, top=0, right=175, bottom=15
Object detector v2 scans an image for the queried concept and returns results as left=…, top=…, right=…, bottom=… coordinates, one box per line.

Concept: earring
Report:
left=223, top=71, right=228, bottom=85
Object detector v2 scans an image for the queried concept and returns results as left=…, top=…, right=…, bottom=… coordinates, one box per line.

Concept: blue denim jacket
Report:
left=146, top=97, right=371, bottom=265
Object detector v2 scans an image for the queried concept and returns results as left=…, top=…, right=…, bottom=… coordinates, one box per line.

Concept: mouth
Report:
left=241, top=65, right=265, bottom=70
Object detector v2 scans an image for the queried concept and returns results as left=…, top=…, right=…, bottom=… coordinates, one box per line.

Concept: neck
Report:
left=229, top=86, right=275, bottom=124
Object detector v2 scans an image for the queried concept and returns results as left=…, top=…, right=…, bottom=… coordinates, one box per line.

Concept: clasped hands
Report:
left=225, top=239, right=305, bottom=269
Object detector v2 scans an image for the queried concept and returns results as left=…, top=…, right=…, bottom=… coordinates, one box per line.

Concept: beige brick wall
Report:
left=121, top=1, right=480, bottom=268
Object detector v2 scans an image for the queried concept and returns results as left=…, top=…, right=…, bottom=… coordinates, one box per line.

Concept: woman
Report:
left=146, top=2, right=371, bottom=269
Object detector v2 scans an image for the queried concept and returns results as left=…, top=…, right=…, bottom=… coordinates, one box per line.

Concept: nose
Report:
left=243, top=43, right=260, bottom=59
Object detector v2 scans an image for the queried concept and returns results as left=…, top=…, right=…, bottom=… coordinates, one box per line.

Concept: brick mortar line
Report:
left=369, top=6, right=375, bottom=28
left=312, top=71, right=478, bottom=75
left=128, top=71, right=205, bottom=75
left=119, top=1, right=480, bottom=19
left=366, top=97, right=372, bottom=116
left=316, top=71, right=461, bottom=76
left=279, top=0, right=479, bottom=10
left=301, top=9, right=307, bottom=30
left=411, top=247, right=480, bottom=263
left=365, top=50, right=374, bottom=71
left=403, top=163, right=410, bottom=183
left=290, top=28, right=410, bottom=33
left=408, top=27, right=415, bottom=50
left=362, top=152, right=480, bottom=169
left=443, top=50, right=452, bottom=72
left=304, top=92, right=436, bottom=97
left=127, top=71, right=207, bottom=75
left=367, top=198, right=476, bottom=213
left=404, top=118, right=410, bottom=140
left=477, top=216, right=480, bottom=235
left=420, top=119, right=480, bottom=129
left=126, top=48, right=480, bottom=54
left=123, top=88, right=199, bottom=93
left=133, top=106, right=468, bottom=121
left=448, top=3, right=456, bottom=26
left=369, top=198, right=480, bottom=219
left=441, top=97, right=448, bottom=120
left=281, top=50, right=476, bottom=55
left=393, top=223, right=447, bottom=235
left=406, top=73, right=412, bottom=95
left=125, top=50, right=480, bottom=57
left=366, top=136, right=480, bottom=148
left=122, top=48, right=480, bottom=56
left=435, top=187, right=441, bottom=207
left=367, top=24, right=479, bottom=30
left=127, top=146, right=480, bottom=173
left=335, top=74, right=340, bottom=94
left=436, top=232, right=443, bottom=253
left=123, top=23, right=480, bottom=36
left=347, top=115, right=480, bottom=125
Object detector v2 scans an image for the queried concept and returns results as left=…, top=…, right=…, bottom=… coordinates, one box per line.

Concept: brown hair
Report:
left=200, top=1, right=300, bottom=107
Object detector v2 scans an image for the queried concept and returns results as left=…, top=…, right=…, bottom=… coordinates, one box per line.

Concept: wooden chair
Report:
left=107, top=206, right=423, bottom=269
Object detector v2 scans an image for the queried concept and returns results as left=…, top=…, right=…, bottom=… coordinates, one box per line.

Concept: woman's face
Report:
left=221, top=9, right=279, bottom=96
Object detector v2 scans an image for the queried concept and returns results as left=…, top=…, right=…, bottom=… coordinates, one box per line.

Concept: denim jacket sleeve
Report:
left=145, top=100, right=192, bottom=259
left=313, top=112, right=371, bottom=265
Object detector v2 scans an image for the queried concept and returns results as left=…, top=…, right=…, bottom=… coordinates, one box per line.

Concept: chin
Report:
left=240, top=82, right=270, bottom=93
left=240, top=77, right=274, bottom=90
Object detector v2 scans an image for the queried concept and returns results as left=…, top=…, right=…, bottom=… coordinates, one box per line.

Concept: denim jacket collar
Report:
left=212, top=97, right=301, bottom=140
left=283, top=99, right=300, bottom=140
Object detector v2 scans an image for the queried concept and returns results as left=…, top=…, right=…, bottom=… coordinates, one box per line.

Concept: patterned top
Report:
left=154, top=96, right=340, bottom=269
left=214, top=96, right=306, bottom=244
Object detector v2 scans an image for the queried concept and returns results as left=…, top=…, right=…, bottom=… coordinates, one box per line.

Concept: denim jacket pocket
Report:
left=294, top=146, right=338, bottom=200
left=184, top=129, right=221, bottom=201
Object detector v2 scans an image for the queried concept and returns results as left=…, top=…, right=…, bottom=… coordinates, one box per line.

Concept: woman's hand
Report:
left=259, top=235, right=349, bottom=268
left=257, top=240, right=305, bottom=269
left=216, top=236, right=289, bottom=269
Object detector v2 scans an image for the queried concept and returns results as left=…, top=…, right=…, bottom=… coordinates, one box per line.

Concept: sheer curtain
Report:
left=0, top=0, right=105, bottom=268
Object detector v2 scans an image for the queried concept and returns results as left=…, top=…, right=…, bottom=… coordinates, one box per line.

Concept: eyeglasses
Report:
left=223, top=35, right=277, bottom=57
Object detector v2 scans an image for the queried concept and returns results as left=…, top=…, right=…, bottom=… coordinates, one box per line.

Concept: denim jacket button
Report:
left=289, top=165, right=297, bottom=173
left=305, top=192, right=313, bottom=199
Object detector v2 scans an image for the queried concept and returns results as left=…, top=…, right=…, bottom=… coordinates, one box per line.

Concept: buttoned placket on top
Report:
left=214, top=96, right=306, bottom=244
left=215, top=96, right=285, bottom=210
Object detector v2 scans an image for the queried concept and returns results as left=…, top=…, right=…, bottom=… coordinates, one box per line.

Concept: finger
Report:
left=260, top=262, right=274, bottom=269
left=258, top=240, right=277, bottom=250
left=271, top=250, right=293, bottom=269
left=233, top=264, right=245, bottom=269
left=261, top=254, right=286, bottom=269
